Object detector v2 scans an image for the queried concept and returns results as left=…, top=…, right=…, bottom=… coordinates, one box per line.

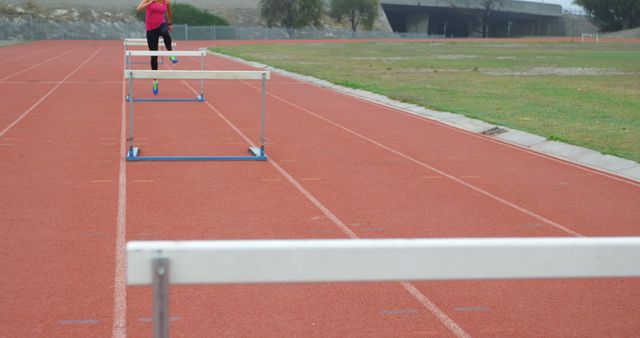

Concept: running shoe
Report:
left=169, top=56, right=178, bottom=64
left=152, top=80, right=159, bottom=95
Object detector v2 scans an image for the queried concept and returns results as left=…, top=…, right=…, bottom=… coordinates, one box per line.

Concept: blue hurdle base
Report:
left=126, top=95, right=205, bottom=103
left=126, top=147, right=267, bottom=161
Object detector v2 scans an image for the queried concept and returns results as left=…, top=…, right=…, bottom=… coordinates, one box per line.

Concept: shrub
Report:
left=135, top=3, right=228, bottom=26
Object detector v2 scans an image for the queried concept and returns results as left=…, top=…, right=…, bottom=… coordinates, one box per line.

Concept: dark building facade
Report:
left=381, top=0, right=564, bottom=37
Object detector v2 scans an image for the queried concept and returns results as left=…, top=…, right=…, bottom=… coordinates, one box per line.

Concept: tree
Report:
left=574, top=0, right=640, bottom=31
left=171, top=4, right=229, bottom=26
left=479, top=0, right=503, bottom=38
left=135, top=4, right=228, bottom=26
left=329, top=0, right=380, bottom=35
left=260, top=0, right=324, bottom=36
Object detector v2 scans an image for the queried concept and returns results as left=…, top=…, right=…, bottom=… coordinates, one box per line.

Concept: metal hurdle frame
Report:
left=124, top=69, right=270, bottom=161
left=127, top=237, right=640, bottom=338
left=125, top=50, right=207, bottom=102
left=123, top=38, right=176, bottom=65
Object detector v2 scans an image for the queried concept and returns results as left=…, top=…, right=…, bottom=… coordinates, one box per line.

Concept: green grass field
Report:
left=212, top=41, right=640, bottom=163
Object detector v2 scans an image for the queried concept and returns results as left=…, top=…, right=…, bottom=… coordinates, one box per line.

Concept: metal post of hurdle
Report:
left=152, top=258, right=170, bottom=338
left=127, top=237, right=640, bottom=337
left=125, top=50, right=207, bottom=102
left=124, top=69, right=270, bottom=161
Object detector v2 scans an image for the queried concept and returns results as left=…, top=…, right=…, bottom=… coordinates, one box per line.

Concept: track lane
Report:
left=206, top=53, right=639, bottom=236
left=0, top=42, right=121, bottom=337
left=2, top=40, right=639, bottom=337
left=192, top=48, right=640, bottom=336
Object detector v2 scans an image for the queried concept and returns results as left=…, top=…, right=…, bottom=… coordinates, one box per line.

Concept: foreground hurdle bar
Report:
left=127, top=237, right=640, bottom=337
left=124, top=69, right=270, bottom=161
left=125, top=50, right=208, bottom=102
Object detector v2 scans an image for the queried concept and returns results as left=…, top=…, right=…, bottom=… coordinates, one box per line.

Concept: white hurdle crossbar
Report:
left=127, top=237, right=640, bottom=337
left=123, top=38, right=178, bottom=65
left=124, top=40, right=177, bottom=47
left=125, top=70, right=270, bottom=80
left=124, top=50, right=208, bottom=102
left=126, top=50, right=207, bottom=58
left=124, top=38, right=161, bottom=43
left=124, top=69, right=270, bottom=161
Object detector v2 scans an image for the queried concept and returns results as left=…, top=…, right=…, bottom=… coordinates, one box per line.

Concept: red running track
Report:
left=0, top=40, right=639, bottom=337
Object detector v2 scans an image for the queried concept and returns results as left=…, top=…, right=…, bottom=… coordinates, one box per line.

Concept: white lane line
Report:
left=0, top=80, right=124, bottom=85
left=0, top=48, right=102, bottom=138
left=0, top=42, right=41, bottom=57
left=401, top=282, right=471, bottom=338
left=240, top=80, right=583, bottom=237
left=0, top=45, right=60, bottom=67
left=269, top=160, right=360, bottom=239
left=269, top=157, right=471, bottom=338
left=214, top=50, right=639, bottom=187
left=181, top=77, right=362, bottom=238
left=0, top=47, right=80, bottom=81
left=0, top=42, right=41, bottom=55
left=181, top=77, right=470, bottom=338
left=328, top=82, right=640, bottom=188
left=112, top=67, right=128, bottom=338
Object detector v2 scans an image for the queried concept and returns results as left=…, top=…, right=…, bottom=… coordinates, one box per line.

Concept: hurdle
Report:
left=127, top=237, right=640, bottom=337
left=123, top=38, right=177, bottom=65
left=125, top=50, right=208, bottom=102
left=581, top=33, right=600, bottom=42
left=125, top=38, right=168, bottom=44
left=124, top=69, right=270, bottom=161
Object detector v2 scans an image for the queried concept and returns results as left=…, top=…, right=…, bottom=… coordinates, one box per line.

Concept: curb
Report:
left=210, top=50, right=640, bottom=183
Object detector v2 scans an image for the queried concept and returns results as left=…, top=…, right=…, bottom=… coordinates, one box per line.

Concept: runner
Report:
left=136, top=0, right=178, bottom=95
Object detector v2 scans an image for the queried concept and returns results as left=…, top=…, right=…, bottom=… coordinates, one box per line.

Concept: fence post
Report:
left=30, top=16, right=34, bottom=40
left=185, top=24, right=189, bottom=40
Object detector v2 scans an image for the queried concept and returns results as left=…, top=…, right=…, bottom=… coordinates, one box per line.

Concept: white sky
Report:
left=532, top=0, right=584, bottom=12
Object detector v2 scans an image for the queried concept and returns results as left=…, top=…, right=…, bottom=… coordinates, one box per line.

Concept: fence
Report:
left=0, top=16, right=142, bottom=40
left=169, top=24, right=443, bottom=40
left=0, top=17, right=443, bottom=41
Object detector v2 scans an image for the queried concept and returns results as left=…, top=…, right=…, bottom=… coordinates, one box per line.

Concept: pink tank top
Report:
left=145, top=1, right=167, bottom=31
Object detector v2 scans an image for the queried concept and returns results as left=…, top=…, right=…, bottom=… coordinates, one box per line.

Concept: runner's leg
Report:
left=146, top=28, right=160, bottom=70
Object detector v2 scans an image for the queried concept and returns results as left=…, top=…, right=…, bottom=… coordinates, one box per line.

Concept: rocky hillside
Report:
left=603, top=27, right=640, bottom=38
left=1, top=0, right=265, bottom=26
left=1, top=0, right=391, bottom=30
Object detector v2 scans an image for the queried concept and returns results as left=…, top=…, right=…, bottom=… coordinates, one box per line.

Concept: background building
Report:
left=381, top=0, right=597, bottom=37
